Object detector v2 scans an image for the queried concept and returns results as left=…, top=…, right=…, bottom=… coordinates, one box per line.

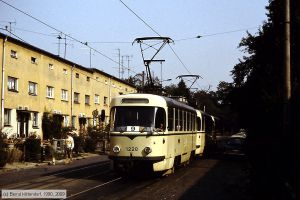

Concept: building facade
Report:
left=0, top=33, right=136, bottom=139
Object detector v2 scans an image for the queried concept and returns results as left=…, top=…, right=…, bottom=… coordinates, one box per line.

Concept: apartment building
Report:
left=0, top=32, right=136, bottom=139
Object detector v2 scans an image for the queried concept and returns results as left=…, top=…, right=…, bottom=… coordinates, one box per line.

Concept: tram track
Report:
left=2, top=161, right=113, bottom=190
left=1, top=156, right=250, bottom=200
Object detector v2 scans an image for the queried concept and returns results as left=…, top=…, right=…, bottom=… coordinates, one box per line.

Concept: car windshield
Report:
left=111, top=106, right=155, bottom=131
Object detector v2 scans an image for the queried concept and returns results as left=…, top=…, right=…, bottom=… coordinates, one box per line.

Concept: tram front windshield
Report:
left=111, top=106, right=165, bottom=132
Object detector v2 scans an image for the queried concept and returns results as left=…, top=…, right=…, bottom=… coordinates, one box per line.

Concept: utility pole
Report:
left=126, top=55, right=132, bottom=79
left=117, top=49, right=121, bottom=79
left=57, top=33, right=62, bottom=57
left=121, top=55, right=125, bottom=79
left=57, top=33, right=69, bottom=58
left=89, top=48, right=92, bottom=68
left=283, top=0, right=291, bottom=135
left=4, top=21, right=16, bottom=36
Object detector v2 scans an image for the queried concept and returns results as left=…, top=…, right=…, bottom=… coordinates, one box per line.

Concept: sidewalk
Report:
left=0, top=152, right=107, bottom=174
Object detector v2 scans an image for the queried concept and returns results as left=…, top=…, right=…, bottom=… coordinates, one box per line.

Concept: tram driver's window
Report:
left=155, top=108, right=166, bottom=130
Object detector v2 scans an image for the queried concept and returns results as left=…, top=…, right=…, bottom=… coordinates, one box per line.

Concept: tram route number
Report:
left=126, top=147, right=138, bottom=151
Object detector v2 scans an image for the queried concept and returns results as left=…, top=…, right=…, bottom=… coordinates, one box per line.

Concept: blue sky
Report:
left=0, top=0, right=269, bottom=90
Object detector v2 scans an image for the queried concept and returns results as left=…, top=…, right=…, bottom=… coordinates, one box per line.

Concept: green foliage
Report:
left=0, top=132, right=6, bottom=149
left=24, top=138, right=41, bottom=162
left=0, top=133, right=8, bottom=167
left=73, top=136, right=84, bottom=154
left=224, top=1, right=284, bottom=134
left=42, top=113, right=64, bottom=139
left=0, top=149, right=7, bottom=167
left=83, top=137, right=97, bottom=152
left=164, top=80, right=191, bottom=99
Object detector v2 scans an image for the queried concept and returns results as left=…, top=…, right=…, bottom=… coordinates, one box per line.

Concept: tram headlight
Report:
left=144, top=146, right=152, bottom=154
left=112, top=145, right=121, bottom=153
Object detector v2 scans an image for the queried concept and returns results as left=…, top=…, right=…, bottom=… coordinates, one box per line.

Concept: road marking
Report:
left=66, top=177, right=122, bottom=199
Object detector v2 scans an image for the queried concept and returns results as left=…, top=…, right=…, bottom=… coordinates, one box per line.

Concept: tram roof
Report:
left=112, top=93, right=196, bottom=112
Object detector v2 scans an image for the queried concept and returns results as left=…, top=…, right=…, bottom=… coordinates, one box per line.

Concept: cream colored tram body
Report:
left=108, top=93, right=200, bottom=173
left=195, top=110, right=206, bottom=156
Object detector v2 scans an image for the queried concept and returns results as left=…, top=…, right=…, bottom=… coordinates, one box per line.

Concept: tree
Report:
left=221, top=1, right=300, bottom=197
left=226, top=0, right=284, bottom=134
left=164, top=80, right=191, bottom=99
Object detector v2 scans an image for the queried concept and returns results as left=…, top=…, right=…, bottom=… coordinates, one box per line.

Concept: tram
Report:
left=108, top=93, right=215, bottom=174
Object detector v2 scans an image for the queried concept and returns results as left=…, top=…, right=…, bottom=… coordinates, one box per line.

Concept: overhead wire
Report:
left=0, top=27, right=27, bottom=43
left=0, top=28, right=136, bottom=90
left=119, top=0, right=161, bottom=37
left=0, top=0, right=129, bottom=74
left=118, top=0, right=203, bottom=88
left=173, top=26, right=259, bottom=42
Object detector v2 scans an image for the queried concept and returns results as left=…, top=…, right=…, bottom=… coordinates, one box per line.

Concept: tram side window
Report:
left=182, top=110, right=184, bottom=131
left=197, top=117, right=201, bottom=131
left=184, top=112, right=188, bottom=131
left=191, top=114, right=194, bottom=131
left=155, top=107, right=166, bottom=130
left=175, top=108, right=179, bottom=131
left=188, top=112, right=191, bottom=131
left=179, top=110, right=183, bottom=131
left=168, top=107, right=174, bottom=131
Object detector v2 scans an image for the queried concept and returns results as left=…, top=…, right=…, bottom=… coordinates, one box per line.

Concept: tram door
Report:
left=17, top=111, right=30, bottom=138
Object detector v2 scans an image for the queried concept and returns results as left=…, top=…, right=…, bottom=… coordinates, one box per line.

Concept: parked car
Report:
left=223, top=131, right=246, bottom=156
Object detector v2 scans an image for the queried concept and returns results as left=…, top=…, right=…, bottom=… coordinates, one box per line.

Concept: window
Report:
left=175, top=108, right=180, bottom=131
left=74, top=92, right=80, bottom=103
left=94, top=94, right=100, bottom=104
left=87, top=118, right=92, bottom=127
left=75, top=73, right=79, bottom=78
left=46, top=86, right=54, bottom=98
left=197, top=117, right=202, bottom=131
left=71, top=116, right=76, bottom=128
left=32, top=112, right=38, bottom=127
left=49, top=63, right=54, bottom=70
left=4, top=109, right=11, bottom=126
left=63, top=115, right=69, bottom=127
left=112, top=107, right=155, bottom=131
left=104, top=96, right=108, bottom=105
left=28, top=82, right=37, bottom=95
left=86, top=76, right=90, bottom=81
left=10, top=50, right=17, bottom=58
left=8, top=76, right=18, bottom=91
left=31, top=57, right=37, bottom=64
left=168, top=107, right=174, bottom=131
left=85, top=95, right=90, bottom=105
left=61, top=89, right=68, bottom=101
left=63, top=69, right=68, bottom=75
left=155, top=107, right=166, bottom=131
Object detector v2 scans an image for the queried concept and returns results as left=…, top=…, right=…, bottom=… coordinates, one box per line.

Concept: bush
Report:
left=0, top=133, right=8, bottom=167
left=73, top=136, right=84, bottom=155
left=84, top=137, right=97, bottom=152
left=24, top=138, right=41, bottom=162
left=0, top=149, right=8, bottom=167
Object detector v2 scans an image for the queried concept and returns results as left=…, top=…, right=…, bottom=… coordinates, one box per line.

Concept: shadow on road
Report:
left=180, top=153, right=252, bottom=200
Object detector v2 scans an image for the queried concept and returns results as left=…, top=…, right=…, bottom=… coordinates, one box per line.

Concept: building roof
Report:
left=0, top=32, right=136, bottom=88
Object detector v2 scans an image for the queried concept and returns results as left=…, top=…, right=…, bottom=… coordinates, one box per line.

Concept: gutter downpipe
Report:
left=71, top=65, right=74, bottom=129
left=1, top=35, right=7, bottom=129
